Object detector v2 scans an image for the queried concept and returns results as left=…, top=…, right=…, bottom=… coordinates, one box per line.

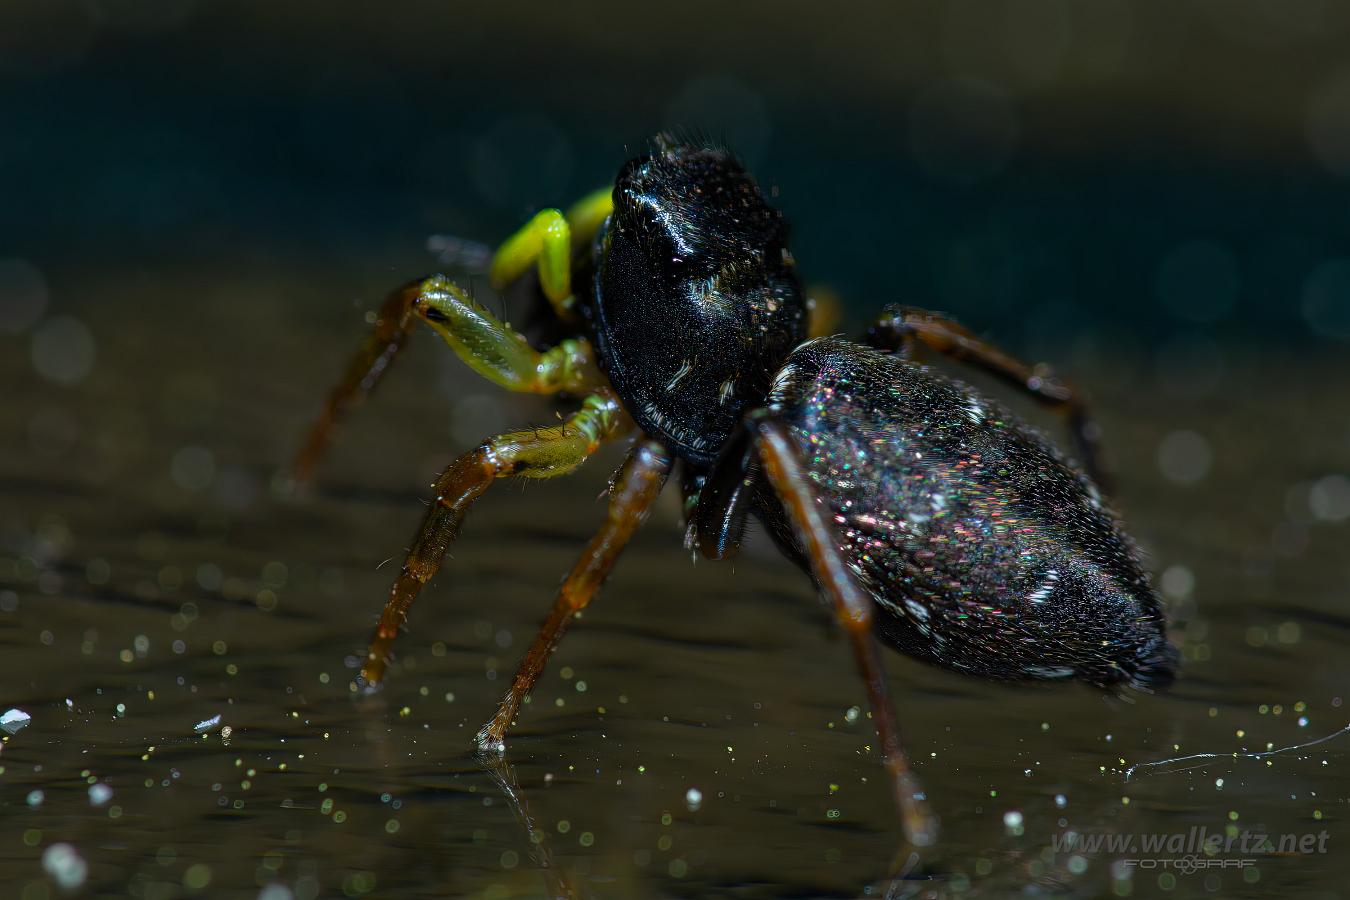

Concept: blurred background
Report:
left=3, top=2, right=1350, bottom=899
left=4, top=0, right=1350, bottom=352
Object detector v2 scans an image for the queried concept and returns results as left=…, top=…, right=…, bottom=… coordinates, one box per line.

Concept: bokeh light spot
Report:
left=1301, top=258, right=1350, bottom=340
left=0, top=258, right=49, bottom=334
left=1157, top=430, right=1212, bottom=485
left=31, top=316, right=95, bottom=385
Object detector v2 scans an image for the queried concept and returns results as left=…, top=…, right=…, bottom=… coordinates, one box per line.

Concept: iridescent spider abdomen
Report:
left=764, top=337, right=1176, bottom=690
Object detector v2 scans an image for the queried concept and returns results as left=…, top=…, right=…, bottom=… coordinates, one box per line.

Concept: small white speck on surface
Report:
left=685, top=788, right=703, bottom=812
left=193, top=714, right=223, bottom=734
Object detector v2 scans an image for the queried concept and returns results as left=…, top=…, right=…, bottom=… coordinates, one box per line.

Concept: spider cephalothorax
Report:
left=591, top=142, right=807, bottom=461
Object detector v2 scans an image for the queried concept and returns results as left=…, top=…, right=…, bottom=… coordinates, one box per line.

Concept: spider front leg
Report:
left=477, top=440, right=672, bottom=752
left=361, top=393, right=628, bottom=689
left=291, top=274, right=605, bottom=486
left=730, top=409, right=939, bottom=849
left=864, top=305, right=1112, bottom=493
left=489, top=188, right=613, bottom=321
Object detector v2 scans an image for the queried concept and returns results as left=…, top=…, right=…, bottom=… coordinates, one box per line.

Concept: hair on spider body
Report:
left=292, top=133, right=1177, bottom=850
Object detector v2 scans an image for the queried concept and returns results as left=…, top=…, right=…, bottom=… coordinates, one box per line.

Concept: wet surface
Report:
left=3, top=262, right=1350, bottom=899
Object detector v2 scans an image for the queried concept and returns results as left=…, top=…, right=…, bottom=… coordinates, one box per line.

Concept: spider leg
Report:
left=291, top=274, right=606, bottom=487
left=478, top=440, right=671, bottom=751
left=489, top=187, right=614, bottom=321
left=360, top=394, right=629, bottom=690
left=747, top=409, right=938, bottom=848
left=863, top=305, right=1111, bottom=493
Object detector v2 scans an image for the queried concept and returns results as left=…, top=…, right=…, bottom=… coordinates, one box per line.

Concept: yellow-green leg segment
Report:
left=361, top=392, right=627, bottom=690
left=488, top=188, right=614, bottom=320
left=291, top=274, right=606, bottom=486
left=291, top=189, right=622, bottom=692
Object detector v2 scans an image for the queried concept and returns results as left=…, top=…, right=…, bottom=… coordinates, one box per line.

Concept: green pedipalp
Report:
left=565, top=187, right=614, bottom=249
left=487, top=188, right=613, bottom=320
left=489, top=208, right=573, bottom=313
left=413, top=275, right=601, bottom=395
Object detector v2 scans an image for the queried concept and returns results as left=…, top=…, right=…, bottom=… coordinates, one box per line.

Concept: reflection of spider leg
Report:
left=863, top=304, right=1112, bottom=492
left=360, top=394, right=630, bottom=689
left=479, top=753, right=583, bottom=900
left=478, top=440, right=671, bottom=751
left=489, top=188, right=614, bottom=320
left=881, top=850, right=930, bottom=900
left=291, top=274, right=606, bottom=486
left=739, top=409, right=938, bottom=849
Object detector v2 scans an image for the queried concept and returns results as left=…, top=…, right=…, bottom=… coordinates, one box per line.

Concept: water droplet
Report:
left=1, top=708, right=31, bottom=734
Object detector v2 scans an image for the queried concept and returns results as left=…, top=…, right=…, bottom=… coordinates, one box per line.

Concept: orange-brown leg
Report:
left=864, top=305, right=1111, bottom=493
left=360, top=394, right=626, bottom=690
left=291, top=282, right=422, bottom=488
left=752, top=412, right=938, bottom=848
left=477, top=440, right=672, bottom=752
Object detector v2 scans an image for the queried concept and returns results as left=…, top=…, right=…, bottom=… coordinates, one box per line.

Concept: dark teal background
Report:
left=4, top=1, right=1350, bottom=352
